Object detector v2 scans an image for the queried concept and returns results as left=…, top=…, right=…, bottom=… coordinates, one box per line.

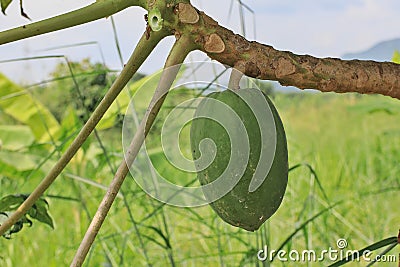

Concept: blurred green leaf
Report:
left=0, top=125, right=35, bottom=151
left=29, top=200, right=54, bottom=229
left=0, top=151, right=39, bottom=171
left=0, top=73, right=60, bottom=142
left=0, top=194, right=54, bottom=239
left=97, top=72, right=159, bottom=130
left=0, top=194, right=25, bottom=211
left=392, top=50, right=400, bottom=64
left=97, top=66, right=186, bottom=130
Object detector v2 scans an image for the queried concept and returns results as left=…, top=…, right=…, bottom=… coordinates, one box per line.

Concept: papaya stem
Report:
left=0, top=29, right=168, bottom=238
left=70, top=35, right=196, bottom=267
left=228, top=64, right=245, bottom=91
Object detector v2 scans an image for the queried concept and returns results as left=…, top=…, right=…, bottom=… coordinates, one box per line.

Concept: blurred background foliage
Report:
left=0, top=57, right=399, bottom=266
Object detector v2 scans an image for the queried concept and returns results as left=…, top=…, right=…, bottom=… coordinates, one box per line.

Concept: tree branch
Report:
left=191, top=11, right=400, bottom=99
left=2, top=1, right=400, bottom=99
left=0, top=29, right=167, bottom=237
left=70, top=35, right=196, bottom=267
left=0, top=0, right=146, bottom=45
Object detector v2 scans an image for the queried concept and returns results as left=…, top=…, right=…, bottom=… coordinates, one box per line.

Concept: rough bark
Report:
left=186, top=11, right=400, bottom=99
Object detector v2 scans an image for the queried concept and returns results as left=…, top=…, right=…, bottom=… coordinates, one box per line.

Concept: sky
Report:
left=0, top=0, right=400, bottom=84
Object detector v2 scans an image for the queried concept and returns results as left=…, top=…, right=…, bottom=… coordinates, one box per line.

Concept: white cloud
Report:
left=0, top=0, right=399, bottom=83
left=251, top=0, right=400, bottom=57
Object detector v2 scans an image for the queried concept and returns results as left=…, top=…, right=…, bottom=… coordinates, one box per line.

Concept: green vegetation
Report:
left=31, top=58, right=144, bottom=122
left=393, top=50, right=400, bottom=64
left=1, top=63, right=399, bottom=265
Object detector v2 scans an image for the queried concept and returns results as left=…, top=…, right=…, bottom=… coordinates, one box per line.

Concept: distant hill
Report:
left=342, top=38, right=400, bottom=62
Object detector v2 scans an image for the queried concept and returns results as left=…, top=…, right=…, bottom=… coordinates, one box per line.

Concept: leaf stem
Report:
left=0, top=29, right=168, bottom=237
left=228, top=66, right=244, bottom=91
left=0, top=0, right=146, bottom=45
left=70, top=35, right=196, bottom=267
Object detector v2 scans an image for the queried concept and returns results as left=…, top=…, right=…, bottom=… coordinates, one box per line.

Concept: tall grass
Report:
left=1, top=90, right=399, bottom=266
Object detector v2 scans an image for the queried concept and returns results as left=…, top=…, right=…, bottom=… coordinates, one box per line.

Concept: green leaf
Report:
left=96, top=74, right=153, bottom=130
left=0, top=125, right=35, bottom=151
left=0, top=73, right=60, bottom=142
left=30, top=200, right=54, bottom=229
left=0, top=194, right=25, bottom=211
left=0, top=151, right=39, bottom=171
left=1, top=194, right=54, bottom=239
left=1, top=0, right=12, bottom=14
left=60, top=107, right=80, bottom=132
left=392, top=50, right=400, bottom=64
left=97, top=66, right=186, bottom=130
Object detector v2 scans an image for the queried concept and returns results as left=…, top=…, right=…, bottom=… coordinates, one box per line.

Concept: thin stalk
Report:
left=237, top=0, right=246, bottom=37
left=110, top=16, right=125, bottom=66
left=161, top=212, right=176, bottom=267
left=328, top=237, right=398, bottom=267
left=217, top=222, right=225, bottom=267
left=0, top=30, right=168, bottom=237
left=109, top=17, right=152, bottom=266
left=271, top=201, right=344, bottom=262
left=228, top=67, right=244, bottom=91
left=366, top=242, right=398, bottom=267
left=70, top=36, right=196, bottom=267
left=0, top=0, right=146, bottom=45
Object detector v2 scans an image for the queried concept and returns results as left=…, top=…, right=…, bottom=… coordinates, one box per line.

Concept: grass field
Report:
left=1, top=90, right=399, bottom=266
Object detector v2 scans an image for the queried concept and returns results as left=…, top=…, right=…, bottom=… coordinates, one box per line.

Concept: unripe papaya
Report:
left=190, top=88, right=288, bottom=231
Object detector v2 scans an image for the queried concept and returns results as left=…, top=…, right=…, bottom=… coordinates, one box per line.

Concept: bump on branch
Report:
left=189, top=11, right=400, bottom=99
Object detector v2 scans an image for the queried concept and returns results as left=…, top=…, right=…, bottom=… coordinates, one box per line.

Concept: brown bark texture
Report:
left=183, top=10, right=400, bottom=99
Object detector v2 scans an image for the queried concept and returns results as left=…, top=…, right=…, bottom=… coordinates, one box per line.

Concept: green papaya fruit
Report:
left=190, top=88, right=288, bottom=231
